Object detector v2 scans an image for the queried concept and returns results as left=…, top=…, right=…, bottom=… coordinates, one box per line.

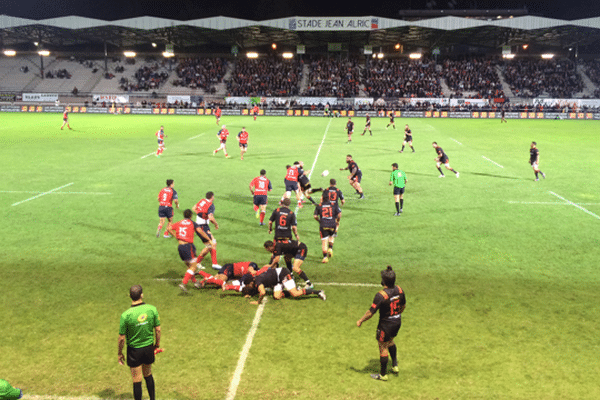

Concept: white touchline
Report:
left=1, top=190, right=111, bottom=195
left=449, top=137, right=463, bottom=145
left=12, top=182, right=74, bottom=206
left=188, top=132, right=206, bottom=140
left=141, top=152, right=155, bottom=159
left=549, top=191, right=600, bottom=220
left=481, top=155, right=504, bottom=168
left=225, top=299, right=267, bottom=400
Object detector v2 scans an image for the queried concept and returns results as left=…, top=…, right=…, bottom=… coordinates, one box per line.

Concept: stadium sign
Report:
left=92, top=94, right=129, bottom=104
left=23, top=93, right=58, bottom=102
left=288, top=17, right=378, bottom=31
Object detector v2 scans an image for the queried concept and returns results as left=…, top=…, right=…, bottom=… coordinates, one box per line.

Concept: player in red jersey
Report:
left=156, top=179, right=179, bottom=238
left=213, top=125, right=230, bottom=158
left=197, top=261, right=266, bottom=290
left=252, top=105, right=259, bottom=121
left=155, top=126, right=167, bottom=157
left=282, top=162, right=303, bottom=208
left=193, top=191, right=221, bottom=270
left=237, top=127, right=249, bottom=160
left=249, top=169, right=272, bottom=225
left=166, top=209, right=212, bottom=292
left=215, top=106, right=222, bottom=125
left=61, top=108, right=72, bottom=130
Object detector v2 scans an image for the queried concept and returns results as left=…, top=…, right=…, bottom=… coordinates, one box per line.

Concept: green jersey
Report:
left=0, top=379, right=22, bottom=400
left=390, top=169, right=407, bottom=188
left=119, top=303, right=160, bottom=349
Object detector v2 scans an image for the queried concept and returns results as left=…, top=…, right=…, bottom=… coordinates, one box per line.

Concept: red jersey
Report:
left=232, top=261, right=257, bottom=277
left=285, top=166, right=299, bottom=182
left=218, top=128, right=229, bottom=141
left=63, top=110, right=68, bottom=119
left=253, top=106, right=259, bottom=114
left=158, top=187, right=177, bottom=207
left=156, top=128, right=165, bottom=140
left=171, top=218, right=196, bottom=243
left=215, top=108, right=221, bottom=117
left=237, top=130, right=249, bottom=144
left=250, top=176, right=271, bottom=196
left=194, top=198, right=214, bottom=221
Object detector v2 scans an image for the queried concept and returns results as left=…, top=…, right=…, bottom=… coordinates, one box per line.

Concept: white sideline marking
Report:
left=449, top=137, right=463, bottom=145
left=188, top=133, right=206, bottom=140
left=549, top=191, right=600, bottom=220
left=1, top=190, right=111, bottom=195
left=225, top=299, right=267, bottom=400
left=141, top=152, right=155, bottom=159
left=481, top=156, right=504, bottom=168
left=154, top=278, right=378, bottom=287
left=508, top=201, right=600, bottom=206
left=11, top=182, right=74, bottom=206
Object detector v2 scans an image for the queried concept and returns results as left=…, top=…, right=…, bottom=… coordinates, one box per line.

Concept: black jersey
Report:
left=365, top=115, right=371, bottom=126
left=322, top=186, right=344, bottom=206
left=435, top=146, right=448, bottom=161
left=271, top=240, right=307, bottom=260
left=389, top=114, right=395, bottom=122
left=530, top=147, right=539, bottom=164
left=369, top=285, right=406, bottom=325
left=255, top=267, right=291, bottom=289
left=347, top=161, right=361, bottom=178
left=314, top=202, right=341, bottom=228
left=347, top=121, right=354, bottom=131
left=269, top=207, right=296, bottom=240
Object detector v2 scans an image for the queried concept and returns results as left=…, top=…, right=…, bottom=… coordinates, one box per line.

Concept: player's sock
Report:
left=535, top=171, right=539, bottom=179
left=210, top=248, right=218, bottom=264
left=253, top=205, right=259, bottom=212
left=298, top=270, right=310, bottom=282
left=182, top=269, right=195, bottom=284
left=196, top=255, right=205, bottom=264
left=303, top=288, right=319, bottom=295
left=388, top=345, right=398, bottom=367
left=133, top=382, right=143, bottom=400
left=323, top=251, right=328, bottom=258
left=401, top=145, right=405, bottom=151
left=223, top=284, right=241, bottom=292
left=400, top=199, right=404, bottom=209
left=411, top=146, right=415, bottom=152
left=196, top=270, right=212, bottom=279
left=380, top=355, right=389, bottom=377
left=206, top=276, right=224, bottom=286
left=144, top=375, right=156, bottom=400
left=307, top=196, right=317, bottom=205
left=259, top=212, right=265, bottom=223
left=437, top=167, right=444, bottom=175
left=395, top=202, right=400, bottom=213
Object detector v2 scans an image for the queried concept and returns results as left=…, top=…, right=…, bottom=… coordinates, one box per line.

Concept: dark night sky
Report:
left=1, top=0, right=599, bottom=21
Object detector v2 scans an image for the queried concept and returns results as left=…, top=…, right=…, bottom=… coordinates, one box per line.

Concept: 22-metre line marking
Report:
left=482, top=156, right=504, bottom=168
left=549, top=191, right=600, bottom=220
left=11, top=182, right=74, bottom=206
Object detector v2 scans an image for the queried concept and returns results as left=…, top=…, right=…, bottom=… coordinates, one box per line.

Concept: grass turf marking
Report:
left=549, top=191, right=600, bottom=220
left=449, top=137, right=463, bottom=145
left=140, top=152, right=156, bottom=159
left=11, top=182, right=74, bottom=207
left=481, top=155, right=504, bottom=168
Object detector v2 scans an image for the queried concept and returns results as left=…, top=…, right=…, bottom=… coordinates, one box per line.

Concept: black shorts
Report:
left=320, top=226, right=337, bottom=239
left=376, top=320, right=401, bottom=342
left=239, top=143, right=248, bottom=148
left=219, top=263, right=235, bottom=279
left=351, top=171, right=362, bottom=183
left=158, top=206, right=173, bottom=219
left=178, top=243, right=197, bottom=262
left=295, top=243, right=308, bottom=260
left=253, top=195, right=268, bottom=206
left=284, top=179, right=298, bottom=192
left=127, top=344, right=155, bottom=368
left=404, top=135, right=412, bottom=142
left=393, top=187, right=405, bottom=195
left=196, top=224, right=213, bottom=243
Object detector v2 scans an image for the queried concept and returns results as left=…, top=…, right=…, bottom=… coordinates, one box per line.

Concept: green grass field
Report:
left=1, top=113, right=599, bottom=400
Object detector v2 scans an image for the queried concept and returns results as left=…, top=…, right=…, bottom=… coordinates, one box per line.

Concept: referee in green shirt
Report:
left=0, top=379, right=22, bottom=400
left=389, top=163, right=407, bottom=216
left=118, top=285, right=161, bottom=400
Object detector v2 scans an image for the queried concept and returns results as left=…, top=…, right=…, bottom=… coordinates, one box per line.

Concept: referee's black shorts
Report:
left=127, top=344, right=155, bottom=367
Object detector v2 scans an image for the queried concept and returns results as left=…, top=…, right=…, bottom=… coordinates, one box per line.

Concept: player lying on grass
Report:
left=244, top=267, right=326, bottom=305
left=195, top=261, right=268, bottom=290
left=263, top=240, right=313, bottom=288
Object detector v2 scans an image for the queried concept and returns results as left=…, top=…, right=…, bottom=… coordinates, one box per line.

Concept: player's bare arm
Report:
left=208, top=213, right=219, bottom=229
left=195, top=226, right=211, bottom=242
left=250, top=285, right=267, bottom=305
left=356, top=310, right=374, bottom=327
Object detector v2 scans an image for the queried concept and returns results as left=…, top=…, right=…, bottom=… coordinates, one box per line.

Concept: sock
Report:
left=535, top=172, right=539, bottom=178
left=389, top=345, right=398, bottom=367
left=196, top=255, right=204, bottom=264
left=380, top=355, right=389, bottom=376
left=196, top=270, right=212, bottom=279
left=329, top=243, right=333, bottom=249
left=133, top=382, right=143, bottom=400
left=303, top=288, right=319, bottom=295
left=411, top=146, right=415, bottom=151
left=210, top=248, right=217, bottom=264
left=259, top=212, right=265, bottom=223
left=395, top=202, right=400, bottom=213
left=323, top=251, right=328, bottom=258
left=307, top=196, right=316, bottom=205
left=253, top=205, right=259, bottom=212
left=224, top=284, right=241, bottom=292
left=452, top=169, right=457, bottom=174
left=206, top=276, right=224, bottom=286
left=182, top=269, right=195, bottom=284
left=400, top=199, right=404, bottom=209
left=437, top=167, right=444, bottom=175
left=144, top=375, right=155, bottom=400
left=298, top=270, right=309, bottom=282
left=401, top=145, right=405, bottom=151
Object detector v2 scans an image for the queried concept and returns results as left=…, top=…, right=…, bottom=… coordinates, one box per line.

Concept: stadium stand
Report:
left=226, top=56, right=303, bottom=97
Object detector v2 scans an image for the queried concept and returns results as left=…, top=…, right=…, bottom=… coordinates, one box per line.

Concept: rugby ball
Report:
left=321, top=170, right=329, bottom=177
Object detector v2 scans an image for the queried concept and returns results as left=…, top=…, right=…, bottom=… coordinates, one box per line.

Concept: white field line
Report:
left=24, top=396, right=178, bottom=400
left=449, top=137, right=463, bottom=145
left=188, top=132, right=206, bottom=140
left=549, top=191, right=600, bottom=220
left=481, top=155, right=504, bottom=168
left=224, top=299, right=267, bottom=400
left=1, top=190, right=111, bottom=195
left=11, top=182, right=74, bottom=206
left=141, top=152, right=155, bottom=159
left=154, top=278, right=378, bottom=287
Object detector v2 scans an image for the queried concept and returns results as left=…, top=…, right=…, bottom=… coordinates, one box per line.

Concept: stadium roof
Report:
left=2, top=14, right=600, bottom=54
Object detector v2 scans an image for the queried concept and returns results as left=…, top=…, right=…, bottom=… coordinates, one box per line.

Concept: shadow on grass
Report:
left=469, top=171, right=523, bottom=180
left=349, top=358, right=381, bottom=375
left=97, top=389, right=129, bottom=399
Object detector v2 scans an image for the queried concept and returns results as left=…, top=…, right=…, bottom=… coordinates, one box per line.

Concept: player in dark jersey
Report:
left=361, top=113, right=372, bottom=136
left=195, top=261, right=264, bottom=290
left=356, top=266, right=406, bottom=381
left=400, top=124, right=414, bottom=153
left=500, top=106, right=507, bottom=123
left=386, top=112, right=396, bottom=129
left=321, top=178, right=345, bottom=207
left=346, top=117, right=354, bottom=143
left=432, top=142, right=459, bottom=178
left=529, top=141, right=546, bottom=181
left=297, top=161, right=323, bottom=205
left=314, top=200, right=342, bottom=263
left=247, top=266, right=326, bottom=305
left=268, top=198, right=300, bottom=242
left=263, top=239, right=313, bottom=288
left=340, top=154, right=365, bottom=199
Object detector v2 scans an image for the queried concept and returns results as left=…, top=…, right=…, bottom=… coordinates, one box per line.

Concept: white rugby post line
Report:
left=549, top=191, right=600, bottom=220
left=11, top=182, right=74, bottom=206
left=481, top=155, right=504, bottom=168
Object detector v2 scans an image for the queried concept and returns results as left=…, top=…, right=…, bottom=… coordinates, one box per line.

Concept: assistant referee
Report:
left=389, top=163, right=407, bottom=215
left=118, top=285, right=161, bottom=400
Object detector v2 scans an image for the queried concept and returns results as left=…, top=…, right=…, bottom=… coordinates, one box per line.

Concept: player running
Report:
left=193, top=192, right=221, bottom=270
left=156, top=179, right=179, bottom=238
left=314, top=200, right=342, bottom=263
left=60, top=108, right=72, bottom=130
left=340, top=154, right=365, bottom=199
left=399, top=124, right=414, bottom=153
left=215, top=106, right=221, bottom=125
left=321, top=178, right=345, bottom=207
left=432, top=142, right=459, bottom=178
left=249, top=169, right=272, bottom=225
left=346, top=117, right=354, bottom=144
left=166, top=209, right=212, bottom=292
left=237, top=127, right=249, bottom=160
left=297, top=161, right=322, bottom=206
left=530, top=141, right=546, bottom=181
left=362, top=113, right=372, bottom=136
left=213, top=125, right=231, bottom=158
left=155, top=125, right=166, bottom=157
left=386, top=112, right=396, bottom=129
left=252, top=104, right=259, bottom=121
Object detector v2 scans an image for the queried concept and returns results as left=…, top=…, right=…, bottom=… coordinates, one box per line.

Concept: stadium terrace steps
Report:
left=495, top=65, right=514, bottom=99
left=576, top=64, right=598, bottom=97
